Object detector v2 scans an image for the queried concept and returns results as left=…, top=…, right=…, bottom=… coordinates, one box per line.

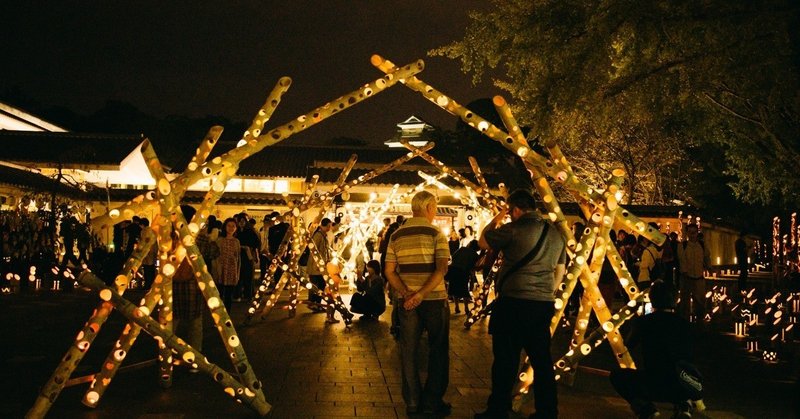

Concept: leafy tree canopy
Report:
left=432, top=0, right=799, bottom=208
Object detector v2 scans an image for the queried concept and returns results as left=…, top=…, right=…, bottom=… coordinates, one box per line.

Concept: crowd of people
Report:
left=0, top=210, right=98, bottom=291
left=355, top=190, right=710, bottom=418
left=2, top=194, right=716, bottom=418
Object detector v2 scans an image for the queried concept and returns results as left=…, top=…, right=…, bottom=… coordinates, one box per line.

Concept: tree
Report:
left=432, top=0, right=799, bottom=207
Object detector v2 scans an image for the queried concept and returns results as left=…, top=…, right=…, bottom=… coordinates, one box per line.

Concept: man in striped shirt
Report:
left=384, top=191, right=451, bottom=416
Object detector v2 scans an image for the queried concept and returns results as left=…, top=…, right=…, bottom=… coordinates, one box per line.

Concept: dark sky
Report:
left=1, top=1, right=498, bottom=145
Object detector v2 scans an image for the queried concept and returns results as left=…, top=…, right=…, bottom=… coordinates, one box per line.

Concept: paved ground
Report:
left=1, top=280, right=798, bottom=418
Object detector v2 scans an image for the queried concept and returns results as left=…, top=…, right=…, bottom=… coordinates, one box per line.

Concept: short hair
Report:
left=366, top=259, right=381, bottom=274
left=320, top=218, right=332, bottom=227
left=506, top=189, right=537, bottom=211
left=411, top=191, right=437, bottom=215
left=649, top=280, right=677, bottom=309
left=140, top=218, right=150, bottom=227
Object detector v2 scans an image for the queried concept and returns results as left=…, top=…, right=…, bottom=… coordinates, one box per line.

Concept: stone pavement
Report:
left=1, top=288, right=797, bottom=418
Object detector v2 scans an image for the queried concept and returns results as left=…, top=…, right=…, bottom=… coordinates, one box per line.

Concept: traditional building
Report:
left=0, top=103, right=751, bottom=267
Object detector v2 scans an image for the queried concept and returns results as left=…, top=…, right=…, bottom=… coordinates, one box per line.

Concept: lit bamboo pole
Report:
left=302, top=221, right=355, bottom=325
left=492, top=96, right=575, bottom=250
left=300, top=143, right=434, bottom=212
left=88, top=164, right=237, bottom=405
left=187, top=126, right=224, bottom=175
left=77, top=273, right=271, bottom=416
left=141, top=142, right=265, bottom=400
left=93, top=162, right=234, bottom=407
left=90, top=125, right=223, bottom=232
left=372, top=57, right=663, bottom=246
left=245, top=227, right=293, bottom=322
left=400, top=140, right=505, bottom=210
left=91, top=74, right=289, bottom=231
left=82, top=229, right=158, bottom=407
left=27, top=230, right=156, bottom=417
left=468, top=156, right=490, bottom=192
left=549, top=228, right=597, bottom=334
left=464, top=255, right=503, bottom=329
left=555, top=295, right=645, bottom=379
left=395, top=176, right=447, bottom=204
left=167, top=60, right=422, bottom=207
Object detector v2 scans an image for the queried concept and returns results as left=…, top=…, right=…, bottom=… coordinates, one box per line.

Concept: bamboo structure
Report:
left=30, top=58, right=426, bottom=418
left=32, top=53, right=673, bottom=417
left=371, top=55, right=666, bottom=405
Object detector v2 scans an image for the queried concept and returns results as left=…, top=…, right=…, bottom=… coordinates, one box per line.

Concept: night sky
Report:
left=1, top=1, right=497, bottom=145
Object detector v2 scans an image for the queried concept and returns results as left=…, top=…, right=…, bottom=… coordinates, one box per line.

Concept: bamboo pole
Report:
left=78, top=273, right=271, bottom=416
left=26, top=229, right=156, bottom=417
left=86, top=163, right=236, bottom=406
left=140, top=141, right=266, bottom=401
left=372, top=56, right=664, bottom=246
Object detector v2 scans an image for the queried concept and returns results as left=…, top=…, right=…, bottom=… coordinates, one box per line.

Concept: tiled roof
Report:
left=0, top=130, right=143, bottom=166
left=198, top=142, right=500, bottom=187
left=0, top=164, right=87, bottom=198
left=106, top=188, right=289, bottom=206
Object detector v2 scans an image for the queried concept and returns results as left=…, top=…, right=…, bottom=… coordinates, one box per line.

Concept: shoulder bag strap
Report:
left=496, top=223, right=550, bottom=295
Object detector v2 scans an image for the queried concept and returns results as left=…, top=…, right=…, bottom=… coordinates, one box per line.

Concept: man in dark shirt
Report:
left=476, top=189, right=566, bottom=419
left=265, top=212, right=290, bottom=286
left=610, top=280, right=698, bottom=419
left=235, top=213, right=261, bottom=301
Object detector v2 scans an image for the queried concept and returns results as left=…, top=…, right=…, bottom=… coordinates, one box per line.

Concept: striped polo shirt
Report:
left=385, top=217, right=450, bottom=300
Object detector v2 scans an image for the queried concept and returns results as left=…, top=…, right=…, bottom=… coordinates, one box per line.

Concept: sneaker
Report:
left=325, top=317, right=340, bottom=324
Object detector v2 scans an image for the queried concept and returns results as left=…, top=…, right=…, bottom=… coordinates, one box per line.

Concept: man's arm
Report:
left=403, top=257, right=449, bottom=310
left=478, top=208, right=508, bottom=250
left=383, top=261, right=409, bottom=296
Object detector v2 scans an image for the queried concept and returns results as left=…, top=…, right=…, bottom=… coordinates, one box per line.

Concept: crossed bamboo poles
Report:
left=27, top=58, right=424, bottom=418
left=369, top=56, right=665, bottom=400
left=30, top=54, right=667, bottom=417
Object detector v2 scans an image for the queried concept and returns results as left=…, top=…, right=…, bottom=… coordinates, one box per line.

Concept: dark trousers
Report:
left=143, top=264, right=156, bottom=289
left=237, top=257, right=254, bottom=300
left=737, top=263, right=749, bottom=292
left=309, top=275, right=326, bottom=304
left=610, top=368, right=689, bottom=417
left=221, top=284, right=236, bottom=313
left=398, top=299, right=449, bottom=410
left=486, top=298, right=557, bottom=418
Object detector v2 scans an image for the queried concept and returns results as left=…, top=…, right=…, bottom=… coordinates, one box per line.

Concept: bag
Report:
left=675, top=360, right=703, bottom=400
